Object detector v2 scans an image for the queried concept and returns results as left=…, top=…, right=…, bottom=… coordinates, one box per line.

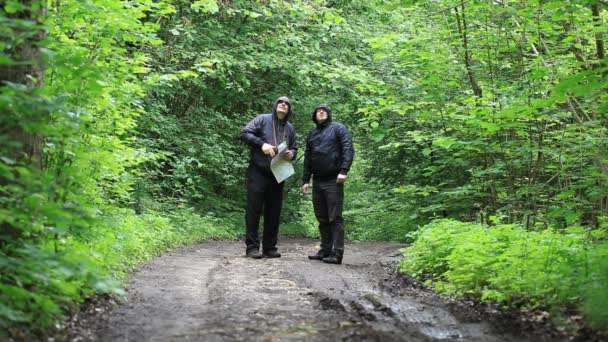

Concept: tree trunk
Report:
left=591, top=3, right=605, bottom=69
left=0, top=1, right=45, bottom=166
left=454, top=4, right=482, bottom=98
left=0, top=1, right=46, bottom=240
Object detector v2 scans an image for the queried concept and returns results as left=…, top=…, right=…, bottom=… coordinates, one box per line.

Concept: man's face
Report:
left=276, top=101, right=289, bottom=119
left=315, top=108, right=328, bottom=123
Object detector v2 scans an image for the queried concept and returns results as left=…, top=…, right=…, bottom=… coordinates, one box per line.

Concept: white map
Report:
left=270, top=141, right=295, bottom=183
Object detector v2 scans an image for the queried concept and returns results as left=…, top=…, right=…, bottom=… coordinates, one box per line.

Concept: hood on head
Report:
left=272, top=96, right=292, bottom=121
left=312, top=103, right=332, bottom=125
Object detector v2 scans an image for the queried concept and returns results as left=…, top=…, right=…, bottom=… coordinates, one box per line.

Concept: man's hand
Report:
left=336, top=173, right=347, bottom=184
left=261, top=143, right=276, bottom=157
left=284, top=150, right=294, bottom=160
left=301, top=183, right=310, bottom=194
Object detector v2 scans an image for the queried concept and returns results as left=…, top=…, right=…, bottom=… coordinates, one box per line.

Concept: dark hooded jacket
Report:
left=302, top=104, right=354, bottom=184
left=240, top=96, right=297, bottom=175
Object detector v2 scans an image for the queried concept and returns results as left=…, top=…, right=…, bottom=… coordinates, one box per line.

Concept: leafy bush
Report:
left=401, top=219, right=608, bottom=329
left=581, top=241, right=608, bottom=330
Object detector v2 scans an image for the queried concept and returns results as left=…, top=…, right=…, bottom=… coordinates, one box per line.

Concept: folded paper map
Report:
left=270, top=141, right=294, bottom=183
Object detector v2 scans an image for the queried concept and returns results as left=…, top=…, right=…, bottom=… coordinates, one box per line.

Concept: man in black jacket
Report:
left=301, top=104, right=354, bottom=264
left=240, top=96, right=297, bottom=259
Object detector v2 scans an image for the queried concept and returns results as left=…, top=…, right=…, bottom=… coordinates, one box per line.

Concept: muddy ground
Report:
left=63, top=237, right=589, bottom=342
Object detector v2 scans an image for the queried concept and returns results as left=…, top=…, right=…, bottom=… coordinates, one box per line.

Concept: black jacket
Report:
left=302, top=104, right=354, bottom=184
left=240, top=96, right=297, bottom=174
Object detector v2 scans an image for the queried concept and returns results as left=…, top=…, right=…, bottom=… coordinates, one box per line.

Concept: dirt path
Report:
left=73, top=237, right=561, bottom=342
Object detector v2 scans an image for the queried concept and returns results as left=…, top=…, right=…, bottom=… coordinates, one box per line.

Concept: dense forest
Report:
left=1, top=0, right=607, bottom=338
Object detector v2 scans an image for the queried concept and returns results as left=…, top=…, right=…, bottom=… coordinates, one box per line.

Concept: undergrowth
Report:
left=401, top=219, right=608, bottom=331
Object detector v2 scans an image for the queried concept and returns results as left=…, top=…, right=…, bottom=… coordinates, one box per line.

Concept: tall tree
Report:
left=0, top=1, right=45, bottom=240
left=0, top=1, right=45, bottom=167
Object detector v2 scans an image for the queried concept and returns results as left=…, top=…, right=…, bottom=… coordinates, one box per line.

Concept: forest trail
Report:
left=70, top=237, right=557, bottom=342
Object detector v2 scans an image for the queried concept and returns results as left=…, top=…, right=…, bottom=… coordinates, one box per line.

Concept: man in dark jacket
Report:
left=301, top=104, right=354, bottom=264
left=240, top=96, right=297, bottom=259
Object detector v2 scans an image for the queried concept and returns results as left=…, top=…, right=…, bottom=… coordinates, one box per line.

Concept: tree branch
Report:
left=428, top=0, right=472, bottom=16
left=454, top=4, right=482, bottom=97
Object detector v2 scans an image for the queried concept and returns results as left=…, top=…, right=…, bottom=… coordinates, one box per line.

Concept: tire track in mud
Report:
left=88, top=237, right=557, bottom=342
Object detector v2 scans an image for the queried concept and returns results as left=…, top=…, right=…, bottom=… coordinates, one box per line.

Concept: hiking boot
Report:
left=308, top=251, right=331, bottom=260
left=322, top=254, right=342, bottom=264
left=263, top=250, right=281, bottom=258
left=246, top=250, right=263, bottom=259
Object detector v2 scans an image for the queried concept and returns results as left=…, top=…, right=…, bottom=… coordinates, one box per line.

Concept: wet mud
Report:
left=65, top=237, right=572, bottom=342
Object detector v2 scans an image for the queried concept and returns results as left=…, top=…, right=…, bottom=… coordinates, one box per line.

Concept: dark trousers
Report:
left=245, top=165, right=284, bottom=253
left=312, top=178, right=344, bottom=256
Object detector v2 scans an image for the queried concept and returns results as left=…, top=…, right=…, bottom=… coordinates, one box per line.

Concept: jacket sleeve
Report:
left=302, top=132, right=312, bottom=184
left=288, top=123, right=298, bottom=160
left=240, top=115, right=265, bottom=147
left=337, top=124, right=354, bottom=175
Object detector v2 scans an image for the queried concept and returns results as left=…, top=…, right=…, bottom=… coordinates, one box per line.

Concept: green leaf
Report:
left=4, top=1, right=25, bottom=14
left=191, top=0, right=219, bottom=14
left=0, top=55, right=14, bottom=64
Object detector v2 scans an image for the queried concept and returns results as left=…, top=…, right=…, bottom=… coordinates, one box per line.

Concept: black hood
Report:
left=312, top=103, right=332, bottom=125
left=272, top=96, right=292, bottom=121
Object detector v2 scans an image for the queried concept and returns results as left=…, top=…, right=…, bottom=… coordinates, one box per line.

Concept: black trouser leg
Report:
left=312, top=185, right=332, bottom=253
left=262, top=181, right=283, bottom=252
left=245, top=186, right=264, bottom=252
left=245, top=165, right=284, bottom=253
left=326, top=182, right=344, bottom=256
left=313, top=179, right=344, bottom=255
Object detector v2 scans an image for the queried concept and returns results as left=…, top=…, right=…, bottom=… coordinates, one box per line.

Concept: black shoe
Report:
left=263, top=250, right=281, bottom=258
left=322, top=255, right=342, bottom=264
left=308, top=251, right=330, bottom=260
left=246, top=250, right=263, bottom=259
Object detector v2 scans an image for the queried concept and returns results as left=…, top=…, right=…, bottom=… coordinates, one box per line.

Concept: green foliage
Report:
left=357, top=0, right=608, bottom=229
left=1, top=0, right=240, bottom=338
left=0, top=245, right=108, bottom=330
left=581, top=240, right=608, bottom=330
left=402, top=219, right=608, bottom=328
left=280, top=189, right=319, bottom=238
left=344, top=156, right=422, bottom=242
